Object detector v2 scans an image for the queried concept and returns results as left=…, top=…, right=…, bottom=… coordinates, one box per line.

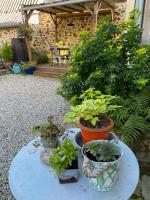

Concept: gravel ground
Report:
left=0, top=75, right=69, bottom=200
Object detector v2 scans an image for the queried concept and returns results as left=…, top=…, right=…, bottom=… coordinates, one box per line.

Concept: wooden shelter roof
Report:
left=21, top=0, right=118, bottom=17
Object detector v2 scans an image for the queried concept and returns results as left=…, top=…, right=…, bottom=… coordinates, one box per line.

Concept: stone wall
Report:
left=32, top=1, right=127, bottom=50
left=0, top=2, right=127, bottom=52
left=113, top=2, right=127, bottom=23
left=0, top=28, right=18, bottom=48
left=125, top=0, right=135, bottom=20
left=31, top=12, right=56, bottom=51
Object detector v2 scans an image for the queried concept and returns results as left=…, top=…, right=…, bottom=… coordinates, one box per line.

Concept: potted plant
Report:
left=18, top=25, right=33, bottom=40
left=22, top=61, right=37, bottom=75
left=64, top=88, right=120, bottom=144
left=83, top=140, right=122, bottom=191
left=50, top=139, right=78, bottom=184
left=1, top=42, right=14, bottom=68
left=32, top=116, right=60, bottom=149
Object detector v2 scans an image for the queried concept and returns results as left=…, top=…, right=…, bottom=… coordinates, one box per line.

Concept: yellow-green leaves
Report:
left=64, top=89, right=120, bottom=126
left=50, top=140, right=77, bottom=175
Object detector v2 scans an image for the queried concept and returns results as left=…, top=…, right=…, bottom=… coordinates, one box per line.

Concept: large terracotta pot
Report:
left=76, top=117, right=114, bottom=144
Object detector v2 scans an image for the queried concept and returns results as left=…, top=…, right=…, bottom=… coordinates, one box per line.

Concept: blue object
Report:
left=24, top=67, right=36, bottom=75
left=10, top=64, right=21, bottom=74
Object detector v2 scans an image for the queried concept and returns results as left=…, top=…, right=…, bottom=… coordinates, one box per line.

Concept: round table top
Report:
left=9, top=128, right=139, bottom=200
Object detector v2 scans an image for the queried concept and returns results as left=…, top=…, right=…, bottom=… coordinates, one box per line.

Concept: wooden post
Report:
left=23, top=10, right=33, bottom=62
left=93, top=0, right=102, bottom=31
left=84, top=0, right=102, bottom=31
left=55, top=17, right=58, bottom=41
left=50, top=14, right=61, bottom=42
left=111, top=9, right=115, bottom=22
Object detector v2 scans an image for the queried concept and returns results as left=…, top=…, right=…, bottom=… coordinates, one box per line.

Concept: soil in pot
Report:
left=80, top=115, right=110, bottom=129
left=58, top=158, right=78, bottom=184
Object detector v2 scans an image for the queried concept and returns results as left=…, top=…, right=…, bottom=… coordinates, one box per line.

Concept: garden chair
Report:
left=50, top=45, right=69, bottom=67
left=50, top=45, right=64, bottom=66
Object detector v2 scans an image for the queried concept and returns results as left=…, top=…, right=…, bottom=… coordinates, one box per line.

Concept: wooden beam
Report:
left=49, top=7, right=72, bottom=13
left=56, top=8, right=111, bottom=18
left=65, top=5, right=85, bottom=12
left=37, top=8, right=58, bottom=14
left=102, top=0, right=117, bottom=9
left=24, top=10, right=33, bottom=24
left=21, top=0, right=94, bottom=11
left=82, top=3, right=94, bottom=15
left=57, top=6, right=79, bottom=13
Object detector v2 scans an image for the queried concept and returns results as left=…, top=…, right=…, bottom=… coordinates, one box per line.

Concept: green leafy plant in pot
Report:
left=32, top=116, right=60, bottom=148
left=50, top=139, right=78, bottom=184
left=83, top=140, right=122, bottom=191
left=64, top=88, right=120, bottom=144
left=1, top=42, right=14, bottom=68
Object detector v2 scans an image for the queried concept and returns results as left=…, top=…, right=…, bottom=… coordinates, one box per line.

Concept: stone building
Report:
left=0, top=0, right=149, bottom=53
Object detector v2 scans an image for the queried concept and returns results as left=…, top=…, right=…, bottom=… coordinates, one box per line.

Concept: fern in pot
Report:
left=64, top=88, right=120, bottom=144
left=50, top=139, right=78, bottom=184
left=83, top=140, right=122, bottom=191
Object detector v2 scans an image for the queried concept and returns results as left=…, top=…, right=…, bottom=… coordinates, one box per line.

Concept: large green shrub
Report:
left=1, top=42, right=14, bottom=61
left=58, top=10, right=150, bottom=102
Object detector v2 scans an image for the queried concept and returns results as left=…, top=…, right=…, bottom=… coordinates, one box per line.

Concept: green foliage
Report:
left=32, top=116, right=60, bottom=143
left=32, top=50, right=49, bottom=64
left=64, top=88, right=120, bottom=126
left=18, top=25, right=33, bottom=40
left=110, top=89, right=150, bottom=144
left=1, top=42, right=14, bottom=61
left=58, top=10, right=150, bottom=102
left=85, top=141, right=120, bottom=162
left=50, top=140, right=77, bottom=175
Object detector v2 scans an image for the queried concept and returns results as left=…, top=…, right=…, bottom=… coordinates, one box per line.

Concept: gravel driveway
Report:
left=0, top=75, right=69, bottom=200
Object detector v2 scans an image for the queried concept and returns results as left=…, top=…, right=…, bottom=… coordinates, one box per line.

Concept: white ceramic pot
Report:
left=83, top=140, right=123, bottom=191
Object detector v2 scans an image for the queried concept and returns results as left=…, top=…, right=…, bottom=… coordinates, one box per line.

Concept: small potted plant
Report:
left=64, top=88, right=120, bottom=143
left=18, top=25, right=33, bottom=40
left=1, top=42, right=14, bottom=68
left=83, top=140, right=122, bottom=191
left=22, top=61, right=37, bottom=75
left=50, top=139, right=78, bottom=184
left=32, top=116, right=60, bottom=149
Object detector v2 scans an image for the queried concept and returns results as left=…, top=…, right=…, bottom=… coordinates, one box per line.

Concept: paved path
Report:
left=0, top=75, right=69, bottom=200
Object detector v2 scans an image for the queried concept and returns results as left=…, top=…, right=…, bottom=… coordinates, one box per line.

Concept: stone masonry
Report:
left=0, top=2, right=127, bottom=52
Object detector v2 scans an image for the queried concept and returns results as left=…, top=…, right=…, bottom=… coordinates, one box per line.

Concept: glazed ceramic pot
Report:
left=82, top=140, right=122, bottom=191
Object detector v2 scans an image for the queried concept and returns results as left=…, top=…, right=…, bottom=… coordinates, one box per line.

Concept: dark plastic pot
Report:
left=24, top=67, right=36, bottom=75
left=58, top=158, right=78, bottom=184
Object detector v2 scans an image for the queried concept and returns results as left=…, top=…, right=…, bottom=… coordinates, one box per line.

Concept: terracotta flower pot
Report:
left=3, top=61, right=13, bottom=69
left=76, top=117, right=114, bottom=144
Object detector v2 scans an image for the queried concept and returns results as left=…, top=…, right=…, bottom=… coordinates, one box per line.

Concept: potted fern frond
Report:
left=83, top=140, right=122, bottom=191
left=64, top=88, right=120, bottom=144
left=50, top=139, right=78, bottom=184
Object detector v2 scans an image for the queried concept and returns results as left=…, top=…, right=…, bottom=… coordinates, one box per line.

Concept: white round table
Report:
left=9, top=128, right=139, bottom=200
